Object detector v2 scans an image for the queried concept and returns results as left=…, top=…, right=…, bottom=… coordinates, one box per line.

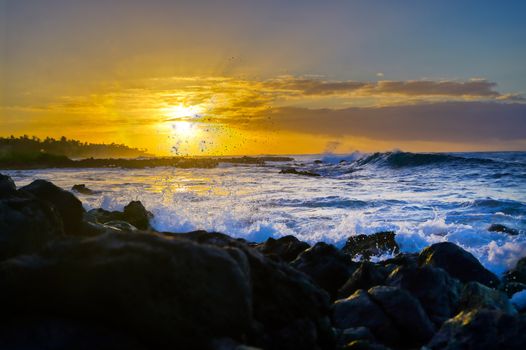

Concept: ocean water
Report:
left=3, top=151, right=526, bottom=276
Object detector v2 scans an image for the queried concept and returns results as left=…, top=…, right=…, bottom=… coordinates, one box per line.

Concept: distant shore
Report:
left=1, top=174, right=525, bottom=349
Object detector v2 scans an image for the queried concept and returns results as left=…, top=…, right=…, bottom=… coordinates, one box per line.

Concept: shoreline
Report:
left=1, top=174, right=525, bottom=349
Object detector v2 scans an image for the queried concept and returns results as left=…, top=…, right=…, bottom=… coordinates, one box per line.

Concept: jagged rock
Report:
left=20, top=179, right=84, bottom=235
left=428, top=309, right=526, bottom=350
left=104, top=220, right=139, bottom=232
left=123, top=201, right=152, bottom=230
left=0, top=196, right=64, bottom=260
left=86, top=208, right=124, bottom=224
left=279, top=168, right=320, bottom=177
left=504, top=257, right=526, bottom=285
left=332, top=290, right=400, bottom=345
left=488, top=223, right=520, bottom=235
left=0, top=173, right=17, bottom=197
left=292, top=242, right=358, bottom=299
left=338, top=262, right=388, bottom=299
left=0, top=232, right=253, bottom=349
left=342, top=232, right=399, bottom=261
left=386, top=265, right=462, bottom=325
left=256, top=235, right=310, bottom=262
left=71, top=184, right=96, bottom=195
left=418, top=242, right=500, bottom=287
left=368, top=286, right=435, bottom=347
left=458, top=281, right=517, bottom=314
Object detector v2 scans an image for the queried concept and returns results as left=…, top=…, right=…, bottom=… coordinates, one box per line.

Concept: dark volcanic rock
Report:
left=20, top=179, right=84, bottom=235
left=368, top=286, right=435, bottom=347
left=292, top=242, right=358, bottom=300
left=256, top=235, right=310, bottom=262
left=123, top=201, right=152, bottom=230
left=332, top=290, right=400, bottom=346
left=342, top=232, right=399, bottom=260
left=458, top=281, right=517, bottom=314
left=418, top=242, right=500, bottom=287
left=488, top=223, right=520, bottom=235
left=0, top=232, right=253, bottom=349
left=0, top=196, right=64, bottom=260
left=386, top=265, right=462, bottom=325
left=428, top=309, right=526, bottom=350
left=179, top=230, right=333, bottom=350
left=279, top=168, right=320, bottom=177
left=0, top=173, right=17, bottom=197
left=71, top=184, right=96, bottom=195
left=338, top=262, right=388, bottom=299
left=86, top=207, right=124, bottom=224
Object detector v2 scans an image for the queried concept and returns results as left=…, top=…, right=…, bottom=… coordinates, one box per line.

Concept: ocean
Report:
left=3, top=151, right=526, bottom=276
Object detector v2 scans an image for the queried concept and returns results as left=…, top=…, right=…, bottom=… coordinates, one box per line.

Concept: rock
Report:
left=504, top=256, right=526, bottom=285
left=104, top=220, right=138, bottom=232
left=279, top=168, right=320, bottom=177
left=123, top=201, right=152, bottom=230
left=256, top=235, right=310, bottom=262
left=0, top=173, right=17, bottom=197
left=368, top=286, right=435, bottom=347
left=488, top=223, right=520, bottom=235
left=386, top=266, right=462, bottom=325
left=0, top=232, right=253, bottom=349
left=338, top=262, right=388, bottom=299
left=292, top=242, right=358, bottom=299
left=335, top=327, right=375, bottom=347
left=511, top=290, right=526, bottom=312
left=379, top=253, right=419, bottom=271
left=86, top=208, right=124, bottom=224
left=332, top=290, right=400, bottom=346
left=501, top=282, right=526, bottom=297
left=418, top=242, right=500, bottom=287
left=179, top=230, right=333, bottom=350
left=71, top=184, right=96, bottom=195
left=343, top=340, right=391, bottom=350
left=342, top=232, right=399, bottom=261
left=458, top=281, right=517, bottom=314
left=0, top=196, right=64, bottom=260
left=20, top=180, right=84, bottom=235
left=427, top=309, right=526, bottom=350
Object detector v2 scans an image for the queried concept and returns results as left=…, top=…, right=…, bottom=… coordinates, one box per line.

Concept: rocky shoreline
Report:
left=1, top=173, right=525, bottom=350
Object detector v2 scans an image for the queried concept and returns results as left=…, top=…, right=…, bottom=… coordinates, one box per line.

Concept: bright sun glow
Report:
left=164, top=104, right=202, bottom=120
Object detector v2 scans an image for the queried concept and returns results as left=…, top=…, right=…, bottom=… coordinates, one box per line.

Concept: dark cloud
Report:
left=255, top=102, right=526, bottom=143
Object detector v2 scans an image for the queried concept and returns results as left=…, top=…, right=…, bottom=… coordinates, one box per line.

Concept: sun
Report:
left=172, top=120, right=195, bottom=138
left=164, top=104, right=202, bottom=121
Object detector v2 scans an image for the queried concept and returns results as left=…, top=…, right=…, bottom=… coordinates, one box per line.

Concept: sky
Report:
left=1, top=0, right=526, bottom=155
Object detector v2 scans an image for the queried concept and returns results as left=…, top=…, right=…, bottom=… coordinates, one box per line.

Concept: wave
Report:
left=352, top=151, right=497, bottom=168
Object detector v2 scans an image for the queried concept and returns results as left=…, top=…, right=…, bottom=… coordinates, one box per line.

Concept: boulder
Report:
left=428, top=309, right=526, bottom=350
left=386, top=266, right=462, bottom=325
left=335, top=327, right=375, bottom=347
left=104, top=220, right=139, bottom=232
left=338, top=262, right=388, bottom=299
left=343, top=340, right=391, bottom=350
left=458, top=281, right=517, bottom=314
left=488, top=223, right=520, bottom=235
left=71, top=184, right=96, bottom=195
left=0, top=232, right=253, bottom=349
left=503, top=256, right=526, bottom=285
left=123, top=201, right=152, bottom=230
left=279, top=168, right=320, bottom=177
left=256, top=235, right=310, bottom=262
left=20, top=180, right=84, bottom=235
left=368, top=286, right=435, bottom=347
left=0, top=173, right=17, bottom=197
left=0, top=196, right=64, bottom=260
left=86, top=208, right=124, bottom=224
left=292, top=242, right=358, bottom=299
left=418, top=242, right=500, bottom=287
left=332, top=290, right=400, bottom=346
left=342, top=232, right=399, bottom=260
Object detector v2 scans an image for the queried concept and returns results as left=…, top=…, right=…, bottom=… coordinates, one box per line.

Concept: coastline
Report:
left=1, top=174, right=525, bottom=349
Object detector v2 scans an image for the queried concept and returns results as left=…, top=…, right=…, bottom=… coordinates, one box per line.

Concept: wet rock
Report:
left=368, top=286, right=435, bottom=347
left=292, top=242, right=358, bottom=299
left=379, top=253, right=419, bottom=272
left=428, top=309, right=526, bottom=350
left=501, top=282, right=526, bottom=298
left=503, top=256, right=526, bottom=285
left=104, top=220, right=138, bottom=232
left=458, top=281, right=517, bottom=314
left=86, top=207, right=124, bottom=224
left=0, top=232, right=253, bottom=349
left=488, top=223, right=520, bottom=235
left=418, top=242, right=500, bottom=287
left=20, top=179, right=84, bottom=235
left=332, top=290, right=400, bottom=346
left=386, top=266, right=462, bottom=325
left=338, top=262, right=388, bottom=299
left=343, top=340, right=391, bottom=350
left=256, top=235, right=310, bottom=262
left=335, top=327, right=375, bottom=347
left=0, top=196, right=64, bottom=260
left=123, top=201, right=153, bottom=230
left=0, top=173, right=17, bottom=197
left=279, top=168, right=320, bottom=177
left=71, top=184, right=96, bottom=195
left=342, top=232, right=399, bottom=261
